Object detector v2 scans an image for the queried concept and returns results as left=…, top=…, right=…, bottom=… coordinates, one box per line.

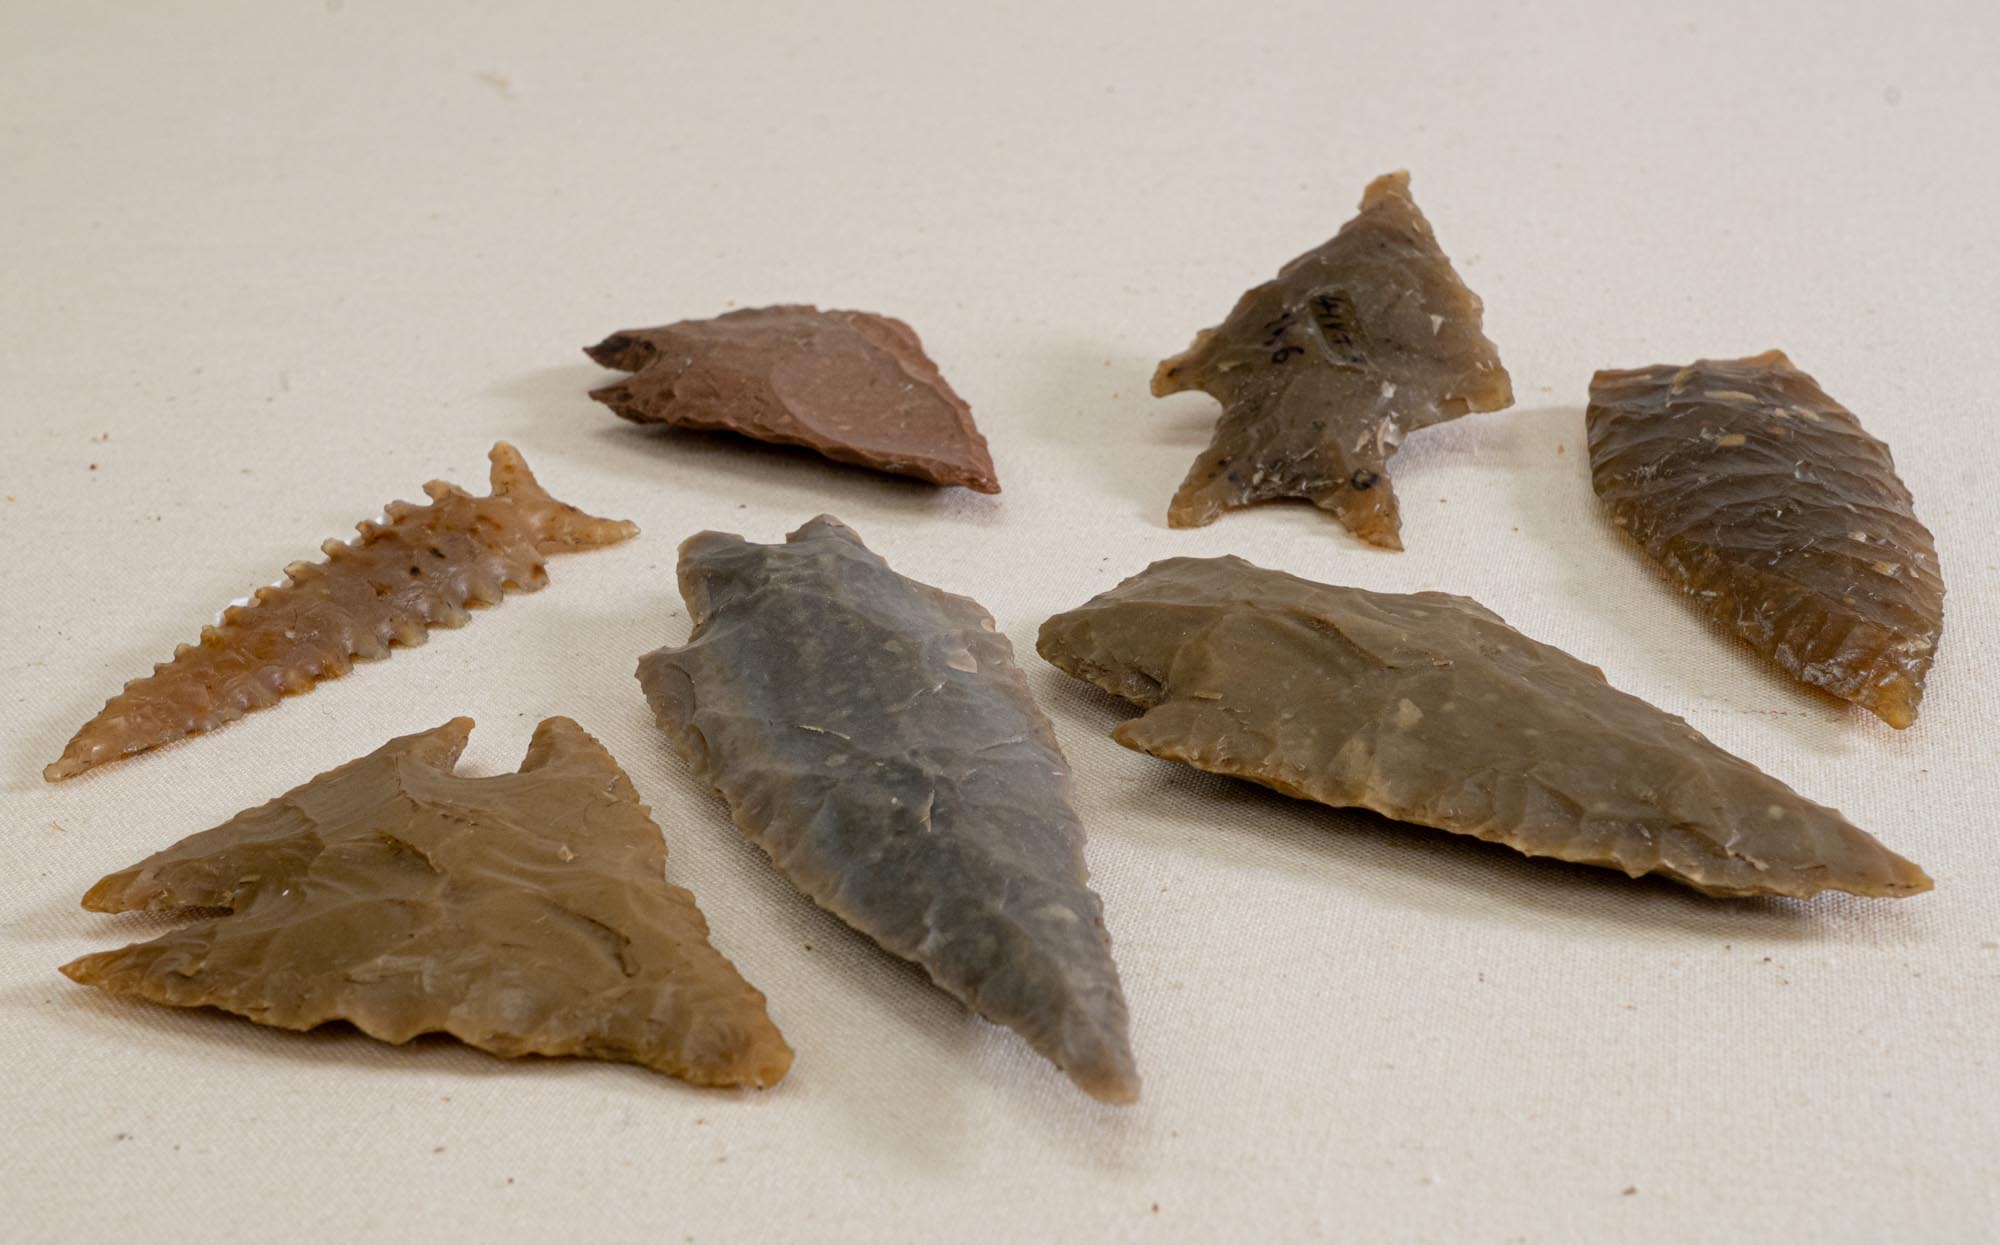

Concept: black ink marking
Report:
left=1350, top=469, right=1378, bottom=491
left=1309, top=290, right=1367, bottom=364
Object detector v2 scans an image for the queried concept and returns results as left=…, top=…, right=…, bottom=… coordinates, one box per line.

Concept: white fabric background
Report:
left=3, top=1, right=1995, bottom=1240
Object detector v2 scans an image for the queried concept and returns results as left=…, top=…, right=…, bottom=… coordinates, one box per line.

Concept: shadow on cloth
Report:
left=1009, top=339, right=1212, bottom=530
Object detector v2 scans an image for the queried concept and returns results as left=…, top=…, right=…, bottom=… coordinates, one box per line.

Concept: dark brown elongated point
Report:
left=1586, top=350, right=1945, bottom=729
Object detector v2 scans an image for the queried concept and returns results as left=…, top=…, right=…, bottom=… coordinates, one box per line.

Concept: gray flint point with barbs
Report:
left=1038, top=556, right=1930, bottom=901
left=636, top=515, right=1139, bottom=1103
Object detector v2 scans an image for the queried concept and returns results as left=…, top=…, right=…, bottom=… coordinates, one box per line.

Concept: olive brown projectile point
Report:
left=61, top=718, right=793, bottom=1089
left=1038, top=556, right=1930, bottom=900
left=586, top=305, right=1000, bottom=493
left=45, top=444, right=637, bottom=781
left=1154, top=171, right=1513, bottom=549
left=1587, top=351, right=1945, bottom=729
left=636, top=516, right=1137, bottom=1103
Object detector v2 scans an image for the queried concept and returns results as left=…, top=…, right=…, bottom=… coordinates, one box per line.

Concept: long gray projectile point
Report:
left=637, top=515, right=1138, bottom=1104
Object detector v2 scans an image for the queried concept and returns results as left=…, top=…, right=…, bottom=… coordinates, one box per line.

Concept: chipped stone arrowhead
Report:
left=636, top=516, right=1137, bottom=1102
left=1154, top=171, right=1513, bottom=549
left=586, top=305, right=1000, bottom=493
left=46, top=443, right=637, bottom=781
left=1587, top=350, right=1945, bottom=729
left=1039, top=556, right=1930, bottom=900
left=62, top=717, right=794, bottom=1089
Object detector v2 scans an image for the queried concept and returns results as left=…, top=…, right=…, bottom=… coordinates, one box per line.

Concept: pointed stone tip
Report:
left=1895, top=867, right=1935, bottom=897
left=57, top=954, right=100, bottom=985
left=1046, top=1004, right=1141, bottom=1104
left=1072, top=1060, right=1141, bottom=1105
left=584, top=330, right=658, bottom=372
left=78, top=872, right=137, bottom=914
left=1164, top=485, right=1223, bottom=530
left=737, top=1037, right=797, bottom=1090
left=486, top=443, right=637, bottom=548
left=1855, top=843, right=1933, bottom=897
left=676, top=528, right=748, bottom=561
left=396, top=717, right=477, bottom=772
left=586, top=377, right=655, bottom=425
left=1355, top=524, right=1405, bottom=552
left=789, top=514, right=861, bottom=545
left=1153, top=326, right=1219, bottom=397
left=42, top=753, right=83, bottom=782
left=519, top=715, right=614, bottom=774
left=1867, top=682, right=1920, bottom=730
left=487, top=440, right=529, bottom=481
left=1361, top=168, right=1414, bottom=206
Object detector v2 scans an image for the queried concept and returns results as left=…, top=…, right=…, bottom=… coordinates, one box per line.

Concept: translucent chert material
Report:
left=586, top=306, right=1000, bottom=493
left=1154, top=171, right=1513, bottom=549
left=62, top=717, right=793, bottom=1088
left=45, top=444, right=636, bottom=781
left=637, top=517, right=1137, bottom=1103
left=1038, top=556, right=1930, bottom=900
left=1587, top=351, right=1945, bottom=729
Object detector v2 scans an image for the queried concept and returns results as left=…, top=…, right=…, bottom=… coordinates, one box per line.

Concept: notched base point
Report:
left=62, top=717, right=792, bottom=1088
left=1154, top=171, right=1512, bottom=549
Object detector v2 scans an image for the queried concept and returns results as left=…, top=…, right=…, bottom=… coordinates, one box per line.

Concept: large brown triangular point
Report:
left=62, top=717, right=793, bottom=1089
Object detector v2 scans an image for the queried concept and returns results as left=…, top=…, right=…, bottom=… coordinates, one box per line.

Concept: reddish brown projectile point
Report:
left=586, top=305, right=1000, bottom=493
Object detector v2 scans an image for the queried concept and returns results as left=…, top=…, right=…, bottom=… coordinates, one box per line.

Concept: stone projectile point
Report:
left=638, top=516, right=1137, bottom=1102
left=46, top=444, right=636, bottom=781
left=1040, top=556, right=1930, bottom=900
left=63, top=717, right=793, bottom=1088
left=1155, top=171, right=1513, bottom=549
left=587, top=306, right=1000, bottom=493
left=1588, top=351, right=1944, bottom=728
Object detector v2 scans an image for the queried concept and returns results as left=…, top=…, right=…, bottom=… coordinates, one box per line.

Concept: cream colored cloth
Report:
left=3, top=1, right=1995, bottom=1241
